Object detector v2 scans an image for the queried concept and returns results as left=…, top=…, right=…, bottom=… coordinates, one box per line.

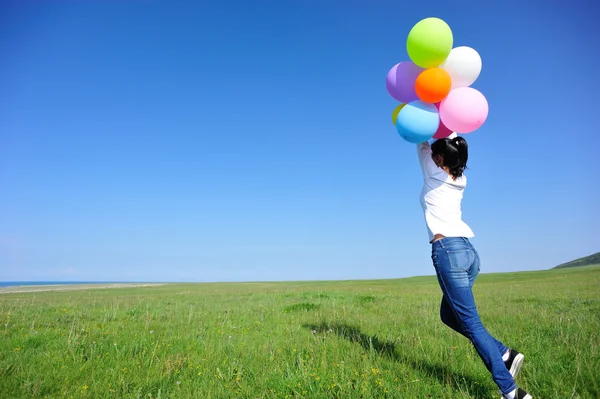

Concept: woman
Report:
left=417, top=133, right=531, bottom=399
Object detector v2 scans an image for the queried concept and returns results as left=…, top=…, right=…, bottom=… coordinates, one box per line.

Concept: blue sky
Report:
left=1, top=0, right=598, bottom=282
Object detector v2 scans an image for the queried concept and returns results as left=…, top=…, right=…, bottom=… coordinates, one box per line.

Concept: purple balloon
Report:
left=386, top=61, right=423, bottom=103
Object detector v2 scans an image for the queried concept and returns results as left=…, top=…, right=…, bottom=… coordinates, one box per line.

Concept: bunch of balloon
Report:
left=386, top=18, right=489, bottom=143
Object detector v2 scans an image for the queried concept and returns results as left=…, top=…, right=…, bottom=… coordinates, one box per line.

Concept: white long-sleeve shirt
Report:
left=417, top=134, right=474, bottom=243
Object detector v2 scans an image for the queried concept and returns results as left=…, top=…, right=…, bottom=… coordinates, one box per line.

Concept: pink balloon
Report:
left=440, top=88, right=489, bottom=133
left=386, top=61, right=424, bottom=103
left=433, top=102, right=453, bottom=139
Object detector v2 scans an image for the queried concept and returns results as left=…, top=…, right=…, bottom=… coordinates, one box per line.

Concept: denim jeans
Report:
left=431, top=237, right=516, bottom=395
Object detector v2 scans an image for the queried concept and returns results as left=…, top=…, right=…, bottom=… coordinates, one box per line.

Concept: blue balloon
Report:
left=395, top=100, right=439, bottom=143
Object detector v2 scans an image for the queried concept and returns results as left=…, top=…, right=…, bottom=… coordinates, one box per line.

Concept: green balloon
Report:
left=406, top=17, right=453, bottom=68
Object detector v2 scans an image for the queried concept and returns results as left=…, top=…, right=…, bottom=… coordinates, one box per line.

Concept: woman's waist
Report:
left=431, top=236, right=473, bottom=250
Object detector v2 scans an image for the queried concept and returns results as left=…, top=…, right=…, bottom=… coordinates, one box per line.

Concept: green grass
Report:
left=1, top=266, right=599, bottom=398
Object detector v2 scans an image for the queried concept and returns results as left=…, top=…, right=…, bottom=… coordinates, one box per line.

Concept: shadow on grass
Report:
left=303, top=322, right=491, bottom=398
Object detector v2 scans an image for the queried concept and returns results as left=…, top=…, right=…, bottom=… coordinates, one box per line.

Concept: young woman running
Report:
left=417, top=133, right=531, bottom=399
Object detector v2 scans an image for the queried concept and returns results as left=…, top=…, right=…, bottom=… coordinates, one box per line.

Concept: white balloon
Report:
left=440, top=46, right=482, bottom=88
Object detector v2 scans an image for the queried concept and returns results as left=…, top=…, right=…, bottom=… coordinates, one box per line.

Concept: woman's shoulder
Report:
left=437, top=173, right=467, bottom=188
left=452, top=174, right=467, bottom=187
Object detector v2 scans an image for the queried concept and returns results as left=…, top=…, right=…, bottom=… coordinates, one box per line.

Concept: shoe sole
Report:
left=509, top=353, right=525, bottom=379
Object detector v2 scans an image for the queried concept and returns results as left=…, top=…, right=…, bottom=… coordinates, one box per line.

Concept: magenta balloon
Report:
left=433, top=102, right=453, bottom=139
left=440, top=88, right=489, bottom=133
left=386, top=61, right=423, bottom=103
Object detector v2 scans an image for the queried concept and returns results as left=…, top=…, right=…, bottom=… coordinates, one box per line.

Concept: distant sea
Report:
left=0, top=281, right=126, bottom=288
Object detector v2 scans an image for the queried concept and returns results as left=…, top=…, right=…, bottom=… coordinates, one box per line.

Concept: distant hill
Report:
left=553, top=252, right=600, bottom=269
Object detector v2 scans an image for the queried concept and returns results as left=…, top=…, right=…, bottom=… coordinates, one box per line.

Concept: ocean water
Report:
left=0, top=281, right=123, bottom=288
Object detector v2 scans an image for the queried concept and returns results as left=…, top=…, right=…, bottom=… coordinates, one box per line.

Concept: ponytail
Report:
left=430, top=136, right=468, bottom=180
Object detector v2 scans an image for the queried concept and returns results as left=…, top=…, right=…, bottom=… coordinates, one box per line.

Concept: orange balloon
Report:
left=415, top=68, right=452, bottom=103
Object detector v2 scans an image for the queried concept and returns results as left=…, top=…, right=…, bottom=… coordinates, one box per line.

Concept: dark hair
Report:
left=431, top=136, right=468, bottom=179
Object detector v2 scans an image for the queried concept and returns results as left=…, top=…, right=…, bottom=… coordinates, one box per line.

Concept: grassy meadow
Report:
left=1, top=266, right=599, bottom=398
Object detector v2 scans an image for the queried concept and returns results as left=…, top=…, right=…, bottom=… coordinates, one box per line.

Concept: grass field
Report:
left=1, top=266, right=599, bottom=398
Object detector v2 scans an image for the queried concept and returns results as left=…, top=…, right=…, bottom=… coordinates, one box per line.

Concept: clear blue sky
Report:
left=1, top=1, right=598, bottom=282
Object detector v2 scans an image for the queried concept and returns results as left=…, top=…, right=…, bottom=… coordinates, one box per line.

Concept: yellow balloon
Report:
left=392, top=104, right=406, bottom=124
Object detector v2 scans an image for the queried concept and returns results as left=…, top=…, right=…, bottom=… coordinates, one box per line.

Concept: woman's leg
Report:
left=440, top=295, right=465, bottom=334
left=468, top=247, right=510, bottom=358
left=440, top=299, right=508, bottom=356
left=432, top=238, right=516, bottom=396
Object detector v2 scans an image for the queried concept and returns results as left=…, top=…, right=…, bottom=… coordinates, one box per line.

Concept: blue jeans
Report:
left=431, top=237, right=516, bottom=395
